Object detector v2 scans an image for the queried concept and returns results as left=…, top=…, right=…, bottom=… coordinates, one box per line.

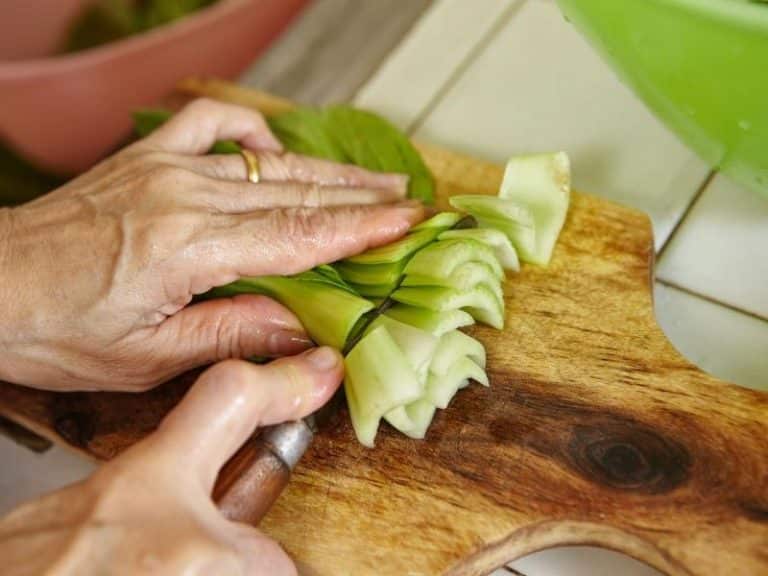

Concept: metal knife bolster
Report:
left=214, top=418, right=314, bottom=525
left=262, top=418, right=315, bottom=469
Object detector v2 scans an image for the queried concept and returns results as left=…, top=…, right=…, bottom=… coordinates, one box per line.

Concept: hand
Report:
left=0, top=349, right=343, bottom=576
left=0, top=98, right=423, bottom=391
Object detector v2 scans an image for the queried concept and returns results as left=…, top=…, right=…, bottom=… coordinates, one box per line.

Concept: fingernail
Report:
left=306, top=347, right=339, bottom=371
left=268, top=330, right=313, bottom=354
left=396, top=200, right=425, bottom=221
left=392, top=174, right=410, bottom=195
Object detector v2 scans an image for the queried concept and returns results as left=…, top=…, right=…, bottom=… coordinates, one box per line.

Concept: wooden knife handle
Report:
left=213, top=420, right=313, bottom=525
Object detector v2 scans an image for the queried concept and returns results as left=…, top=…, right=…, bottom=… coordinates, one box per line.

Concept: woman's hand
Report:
left=0, top=349, right=343, bottom=576
left=0, top=98, right=422, bottom=391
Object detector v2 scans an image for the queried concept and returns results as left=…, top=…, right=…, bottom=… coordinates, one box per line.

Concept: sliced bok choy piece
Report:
left=392, top=284, right=504, bottom=329
left=411, top=211, right=463, bottom=231
left=347, top=282, right=395, bottom=299
left=364, top=315, right=439, bottom=381
left=351, top=315, right=438, bottom=443
left=209, top=275, right=373, bottom=350
left=345, top=326, right=424, bottom=447
left=404, top=238, right=504, bottom=280
left=384, top=304, right=475, bottom=336
left=343, top=227, right=439, bottom=265
left=498, top=152, right=570, bottom=265
left=397, top=399, right=437, bottom=439
left=429, top=330, right=486, bottom=375
left=449, top=195, right=537, bottom=263
left=426, top=357, right=489, bottom=409
left=438, top=228, right=519, bottom=272
left=334, top=260, right=404, bottom=287
left=401, top=261, right=504, bottom=304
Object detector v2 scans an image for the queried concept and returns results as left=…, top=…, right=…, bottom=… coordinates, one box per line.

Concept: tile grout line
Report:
left=405, top=0, right=529, bottom=137
left=347, top=0, right=435, bottom=104
left=655, top=169, right=714, bottom=259
left=656, top=278, right=768, bottom=323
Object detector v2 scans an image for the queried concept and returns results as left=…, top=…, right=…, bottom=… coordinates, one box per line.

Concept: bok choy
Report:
left=132, top=108, right=570, bottom=447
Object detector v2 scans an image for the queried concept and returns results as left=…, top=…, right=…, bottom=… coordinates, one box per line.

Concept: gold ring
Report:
left=240, top=149, right=260, bottom=183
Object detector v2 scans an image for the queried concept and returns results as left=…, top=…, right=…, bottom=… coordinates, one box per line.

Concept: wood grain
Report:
left=0, top=82, right=766, bottom=576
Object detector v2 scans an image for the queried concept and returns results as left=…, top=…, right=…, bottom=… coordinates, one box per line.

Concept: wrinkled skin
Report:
left=0, top=351, right=344, bottom=576
left=0, top=99, right=424, bottom=574
left=0, top=98, right=422, bottom=391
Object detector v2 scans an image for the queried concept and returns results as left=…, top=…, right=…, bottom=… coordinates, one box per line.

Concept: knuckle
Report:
left=213, top=310, right=245, bottom=360
left=147, top=164, right=193, bottom=190
left=289, top=208, right=335, bottom=242
left=210, top=155, right=239, bottom=181
left=185, top=97, right=217, bottom=117
left=203, top=359, right=253, bottom=388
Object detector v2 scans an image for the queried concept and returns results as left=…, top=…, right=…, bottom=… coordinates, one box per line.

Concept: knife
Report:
left=214, top=215, right=478, bottom=524
left=213, top=391, right=344, bottom=525
left=213, top=417, right=315, bottom=524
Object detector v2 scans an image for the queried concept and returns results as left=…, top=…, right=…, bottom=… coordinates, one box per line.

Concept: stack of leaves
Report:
left=134, top=106, right=570, bottom=447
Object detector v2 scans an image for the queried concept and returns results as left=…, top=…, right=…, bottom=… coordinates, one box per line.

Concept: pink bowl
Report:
left=0, top=0, right=308, bottom=176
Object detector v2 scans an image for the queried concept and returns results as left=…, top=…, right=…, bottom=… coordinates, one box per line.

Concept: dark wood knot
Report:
left=567, top=422, right=690, bottom=494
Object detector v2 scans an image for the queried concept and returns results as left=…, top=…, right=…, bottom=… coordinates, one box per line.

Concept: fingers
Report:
left=196, top=180, right=404, bottom=212
left=187, top=151, right=409, bottom=195
left=141, top=98, right=283, bottom=155
left=152, top=295, right=314, bottom=375
left=208, top=201, right=424, bottom=277
left=150, top=349, right=343, bottom=491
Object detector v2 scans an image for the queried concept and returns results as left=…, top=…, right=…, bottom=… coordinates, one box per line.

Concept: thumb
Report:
left=146, top=348, right=343, bottom=491
left=153, top=294, right=314, bottom=375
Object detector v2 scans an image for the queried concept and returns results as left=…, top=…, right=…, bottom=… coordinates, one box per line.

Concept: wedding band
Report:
left=240, top=149, right=260, bottom=183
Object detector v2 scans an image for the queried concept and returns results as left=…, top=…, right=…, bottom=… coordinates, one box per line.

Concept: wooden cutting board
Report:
left=1, top=80, right=766, bottom=576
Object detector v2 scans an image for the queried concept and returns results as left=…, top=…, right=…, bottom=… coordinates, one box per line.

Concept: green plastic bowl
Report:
left=555, top=0, right=768, bottom=198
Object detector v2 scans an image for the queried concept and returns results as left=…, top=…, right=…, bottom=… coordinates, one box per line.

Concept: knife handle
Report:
left=213, top=419, right=313, bottom=525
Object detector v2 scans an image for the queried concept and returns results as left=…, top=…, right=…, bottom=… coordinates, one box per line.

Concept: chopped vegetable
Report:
left=428, top=330, right=486, bottom=375
left=397, top=399, right=436, bottom=439
left=411, top=212, right=463, bottom=231
left=345, top=326, right=424, bottom=447
left=392, top=284, right=505, bottom=329
left=364, top=316, right=438, bottom=381
left=343, top=228, right=439, bottom=265
left=449, top=196, right=537, bottom=262
left=384, top=305, right=475, bottom=336
left=426, top=357, right=488, bottom=409
left=438, top=228, right=519, bottom=271
left=209, top=275, right=372, bottom=351
left=401, top=261, right=504, bottom=304
left=404, top=238, right=504, bottom=280
left=499, top=152, right=570, bottom=265
left=132, top=108, right=571, bottom=447
left=334, top=260, right=405, bottom=287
